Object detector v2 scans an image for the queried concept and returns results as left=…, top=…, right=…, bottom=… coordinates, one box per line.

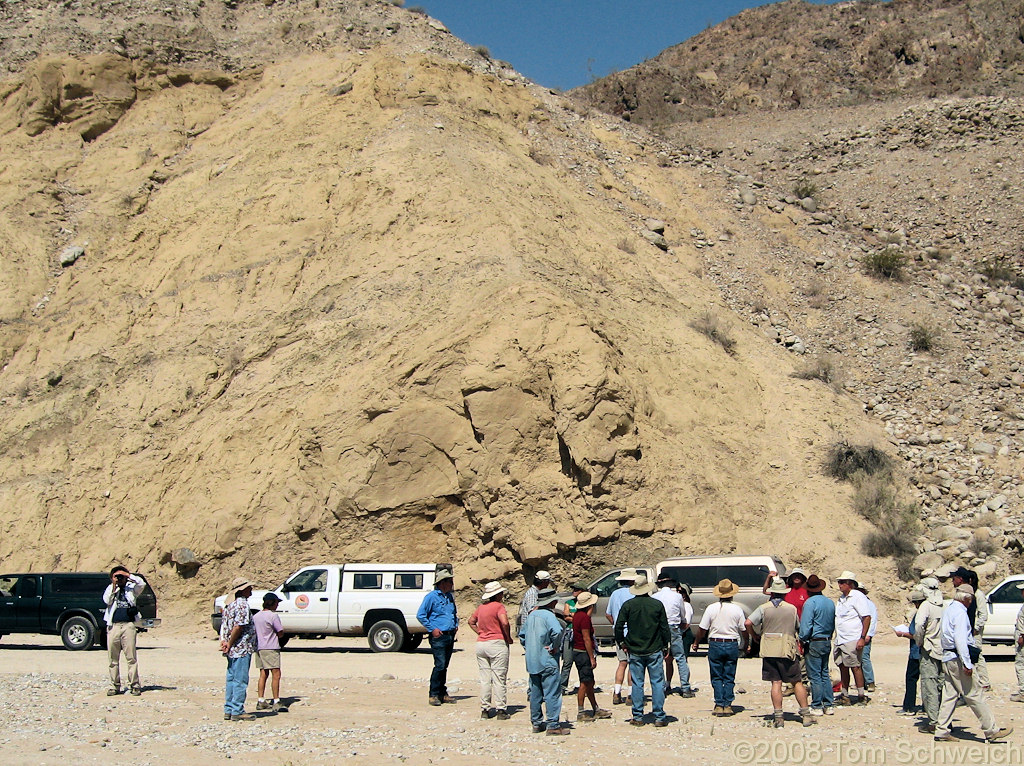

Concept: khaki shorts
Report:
left=255, top=649, right=281, bottom=670
left=833, top=640, right=862, bottom=668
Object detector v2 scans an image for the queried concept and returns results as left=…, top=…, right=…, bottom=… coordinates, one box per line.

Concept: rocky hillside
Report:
left=0, top=1, right=901, bottom=618
left=578, top=0, right=1024, bottom=125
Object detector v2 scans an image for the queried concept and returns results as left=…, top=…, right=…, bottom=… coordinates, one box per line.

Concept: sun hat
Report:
left=786, top=568, right=807, bottom=584
left=805, top=575, right=826, bottom=593
left=480, top=581, right=506, bottom=601
left=767, top=577, right=790, bottom=596
left=919, top=576, right=944, bottom=605
left=713, top=578, right=740, bottom=598
left=955, top=583, right=975, bottom=598
left=230, top=576, right=255, bottom=593
left=629, top=574, right=656, bottom=596
left=435, top=566, right=454, bottom=582
left=575, top=591, right=599, bottom=610
left=535, top=570, right=551, bottom=581
left=535, top=587, right=558, bottom=607
left=909, top=588, right=926, bottom=602
left=836, top=570, right=859, bottom=586
left=263, top=592, right=282, bottom=607
left=616, top=568, right=639, bottom=582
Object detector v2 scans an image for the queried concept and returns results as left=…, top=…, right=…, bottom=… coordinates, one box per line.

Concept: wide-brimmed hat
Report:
left=535, top=570, right=551, bottom=581
left=909, top=588, right=926, bottom=602
left=480, top=582, right=506, bottom=601
left=836, top=570, right=859, bottom=587
left=806, top=575, right=826, bottom=593
left=575, top=591, right=599, bottom=610
left=955, top=583, right=975, bottom=598
left=230, top=576, right=255, bottom=593
left=919, top=576, right=943, bottom=605
left=629, top=574, right=656, bottom=596
left=767, top=577, right=791, bottom=596
left=535, top=587, right=558, bottom=607
left=786, top=568, right=807, bottom=583
left=616, top=568, right=639, bottom=582
left=435, top=567, right=454, bottom=582
left=713, top=578, right=740, bottom=598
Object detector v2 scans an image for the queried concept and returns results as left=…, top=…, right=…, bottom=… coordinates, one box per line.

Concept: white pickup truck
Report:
left=211, top=563, right=440, bottom=652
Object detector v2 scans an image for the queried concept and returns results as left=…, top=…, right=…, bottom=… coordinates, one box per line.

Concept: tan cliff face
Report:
left=0, top=6, right=893, bottom=622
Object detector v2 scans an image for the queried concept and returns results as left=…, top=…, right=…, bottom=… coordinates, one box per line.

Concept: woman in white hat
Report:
left=469, top=582, right=513, bottom=720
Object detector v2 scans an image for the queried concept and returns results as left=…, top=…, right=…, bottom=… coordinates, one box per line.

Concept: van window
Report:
left=718, top=564, right=771, bottom=588
left=660, top=565, right=717, bottom=589
left=395, top=573, right=423, bottom=590
left=50, top=576, right=104, bottom=595
left=284, top=569, right=328, bottom=593
left=988, top=581, right=1023, bottom=604
left=353, top=573, right=382, bottom=590
left=590, top=571, right=625, bottom=598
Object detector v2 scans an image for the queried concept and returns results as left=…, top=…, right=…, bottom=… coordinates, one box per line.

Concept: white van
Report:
left=211, top=563, right=439, bottom=652
left=981, top=574, right=1024, bottom=645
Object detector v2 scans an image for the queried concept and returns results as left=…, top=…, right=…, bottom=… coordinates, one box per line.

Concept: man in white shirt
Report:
left=102, top=565, right=147, bottom=697
left=654, top=576, right=693, bottom=697
left=833, top=571, right=870, bottom=705
left=934, top=584, right=1012, bottom=743
left=693, top=578, right=748, bottom=716
left=857, top=585, right=878, bottom=692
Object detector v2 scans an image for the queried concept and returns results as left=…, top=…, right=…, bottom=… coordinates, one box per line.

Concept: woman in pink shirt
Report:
left=468, top=581, right=513, bottom=720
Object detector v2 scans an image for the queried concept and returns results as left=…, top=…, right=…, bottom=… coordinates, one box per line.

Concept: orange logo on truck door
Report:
left=295, top=594, right=310, bottom=610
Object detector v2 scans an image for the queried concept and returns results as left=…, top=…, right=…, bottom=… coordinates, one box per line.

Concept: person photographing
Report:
left=102, top=565, right=146, bottom=696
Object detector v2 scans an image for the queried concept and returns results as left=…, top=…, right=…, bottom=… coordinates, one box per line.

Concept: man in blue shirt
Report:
left=605, top=568, right=638, bottom=704
left=519, top=588, right=568, bottom=735
left=798, top=575, right=836, bottom=716
left=417, top=566, right=458, bottom=707
left=935, top=584, right=1011, bottom=743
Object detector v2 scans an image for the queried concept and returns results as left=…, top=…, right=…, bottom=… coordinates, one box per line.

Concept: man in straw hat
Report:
left=605, top=568, right=639, bottom=704
left=693, top=578, right=749, bottom=716
left=934, top=583, right=1012, bottom=743
left=417, top=566, right=458, bottom=707
left=913, top=576, right=945, bottom=733
left=615, top=574, right=672, bottom=727
left=468, top=581, right=513, bottom=720
left=559, top=582, right=587, bottom=697
left=833, top=571, right=871, bottom=705
left=219, top=576, right=258, bottom=721
left=746, top=577, right=815, bottom=727
left=571, top=591, right=612, bottom=722
left=519, top=587, right=569, bottom=735
left=798, top=574, right=835, bottom=715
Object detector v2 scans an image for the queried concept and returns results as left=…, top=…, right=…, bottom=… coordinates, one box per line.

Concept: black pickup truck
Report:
left=0, top=572, right=159, bottom=650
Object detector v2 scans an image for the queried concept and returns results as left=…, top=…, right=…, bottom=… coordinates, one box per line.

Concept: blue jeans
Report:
left=628, top=651, right=667, bottom=722
left=861, top=640, right=875, bottom=685
left=805, top=639, right=834, bottom=710
left=428, top=632, right=455, bottom=699
left=528, top=665, right=562, bottom=729
left=668, top=625, right=691, bottom=691
left=224, top=654, right=252, bottom=716
left=707, top=640, right=740, bottom=707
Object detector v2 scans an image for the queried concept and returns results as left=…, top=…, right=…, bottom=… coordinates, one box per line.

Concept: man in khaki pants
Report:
left=102, top=565, right=146, bottom=696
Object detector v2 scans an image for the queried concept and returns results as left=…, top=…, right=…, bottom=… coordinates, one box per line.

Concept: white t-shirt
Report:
left=699, top=601, right=745, bottom=640
left=682, top=600, right=694, bottom=628
left=653, top=587, right=684, bottom=625
left=836, top=589, right=871, bottom=644
left=864, top=596, right=878, bottom=638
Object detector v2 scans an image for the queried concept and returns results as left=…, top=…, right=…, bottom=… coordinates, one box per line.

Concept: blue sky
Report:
left=411, top=1, right=848, bottom=90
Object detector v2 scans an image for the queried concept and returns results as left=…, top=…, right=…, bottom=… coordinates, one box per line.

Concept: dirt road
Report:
left=2, top=628, right=1022, bottom=765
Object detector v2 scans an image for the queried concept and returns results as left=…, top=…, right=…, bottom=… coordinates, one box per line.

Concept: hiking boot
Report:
left=802, top=714, right=817, bottom=727
left=441, top=695, right=456, bottom=703
left=628, top=718, right=645, bottom=726
left=256, top=700, right=272, bottom=711
left=532, top=724, right=545, bottom=733
left=853, top=695, right=870, bottom=705
left=495, top=709, right=510, bottom=720
left=546, top=726, right=571, bottom=736
left=230, top=713, right=256, bottom=721
left=722, top=706, right=735, bottom=716
left=428, top=697, right=443, bottom=707
left=678, top=689, right=695, bottom=698
left=481, top=709, right=494, bottom=719
left=773, top=716, right=784, bottom=728
left=987, top=727, right=1014, bottom=743
left=866, top=683, right=876, bottom=692
left=823, top=707, right=835, bottom=715
left=781, top=684, right=795, bottom=697
left=836, top=695, right=852, bottom=706
left=612, top=692, right=624, bottom=705
left=592, top=708, right=612, bottom=719
left=130, top=686, right=142, bottom=697
left=654, top=719, right=668, bottom=728
left=576, top=711, right=594, bottom=722
left=934, top=733, right=956, bottom=742
left=107, top=688, right=121, bottom=697
left=1010, top=693, right=1024, bottom=703
left=272, top=702, right=288, bottom=713
left=712, top=705, right=726, bottom=716
left=919, top=723, right=936, bottom=734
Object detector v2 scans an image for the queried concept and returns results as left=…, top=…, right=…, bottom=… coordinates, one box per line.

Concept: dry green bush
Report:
left=968, top=511, right=1000, bottom=528
left=792, top=355, right=844, bottom=391
left=864, top=246, right=907, bottom=280
left=823, top=441, right=893, bottom=481
left=852, top=473, right=899, bottom=524
left=474, top=45, right=492, bottom=59
left=690, top=311, right=736, bottom=356
left=793, top=179, right=819, bottom=200
left=909, top=323, right=940, bottom=352
left=977, top=254, right=1024, bottom=289
left=862, top=522, right=916, bottom=558
left=971, top=533, right=1000, bottom=557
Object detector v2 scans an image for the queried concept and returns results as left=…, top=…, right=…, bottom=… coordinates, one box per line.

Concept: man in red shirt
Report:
left=572, top=592, right=612, bottom=722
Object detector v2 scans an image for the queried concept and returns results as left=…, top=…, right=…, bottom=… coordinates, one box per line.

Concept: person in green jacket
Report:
left=614, top=574, right=672, bottom=727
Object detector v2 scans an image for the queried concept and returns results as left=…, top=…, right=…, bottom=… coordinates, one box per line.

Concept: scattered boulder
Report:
left=60, top=245, right=85, bottom=267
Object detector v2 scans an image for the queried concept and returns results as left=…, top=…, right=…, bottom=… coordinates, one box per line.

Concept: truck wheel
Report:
left=401, top=632, right=424, bottom=652
left=61, top=616, right=97, bottom=650
left=368, top=620, right=404, bottom=652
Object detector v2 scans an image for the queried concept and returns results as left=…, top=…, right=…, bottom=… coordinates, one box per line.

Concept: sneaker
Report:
left=654, top=719, right=669, bottom=728
left=481, top=709, right=494, bottom=719
left=810, top=708, right=824, bottom=717
left=898, top=709, right=917, bottom=716
left=532, top=724, right=545, bottom=733
left=428, top=697, right=442, bottom=707
left=934, top=733, right=956, bottom=742
left=562, top=688, right=575, bottom=697
left=612, top=692, right=624, bottom=705
left=592, top=708, right=612, bottom=719
left=866, top=683, right=876, bottom=692
left=255, top=700, right=272, bottom=711
left=823, top=707, right=834, bottom=716
left=576, top=711, right=594, bottom=722
left=230, top=713, right=256, bottom=721
left=628, top=718, right=645, bottom=726
left=546, top=726, right=571, bottom=736
left=495, top=709, right=510, bottom=720
left=130, top=686, right=142, bottom=697
left=987, top=727, right=1014, bottom=743
left=272, top=702, right=288, bottom=713
left=678, top=689, right=695, bottom=698
left=106, top=688, right=121, bottom=697
left=1010, top=693, right=1024, bottom=703
left=919, top=723, right=936, bottom=734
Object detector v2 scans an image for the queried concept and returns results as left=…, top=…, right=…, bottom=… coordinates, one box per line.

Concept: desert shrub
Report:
left=792, top=355, right=844, bottom=390
left=823, top=441, right=893, bottom=481
left=863, top=246, right=907, bottom=280
left=852, top=473, right=898, bottom=524
left=977, top=255, right=1024, bottom=289
left=407, top=5, right=428, bottom=15
left=388, top=0, right=405, bottom=6
left=862, top=522, right=916, bottom=558
left=909, top=323, right=940, bottom=352
left=473, top=45, right=492, bottom=59
left=971, top=533, right=999, bottom=557
left=968, top=510, right=1000, bottom=528
left=616, top=237, right=636, bottom=255
left=793, top=179, right=819, bottom=200
left=690, top=311, right=736, bottom=356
